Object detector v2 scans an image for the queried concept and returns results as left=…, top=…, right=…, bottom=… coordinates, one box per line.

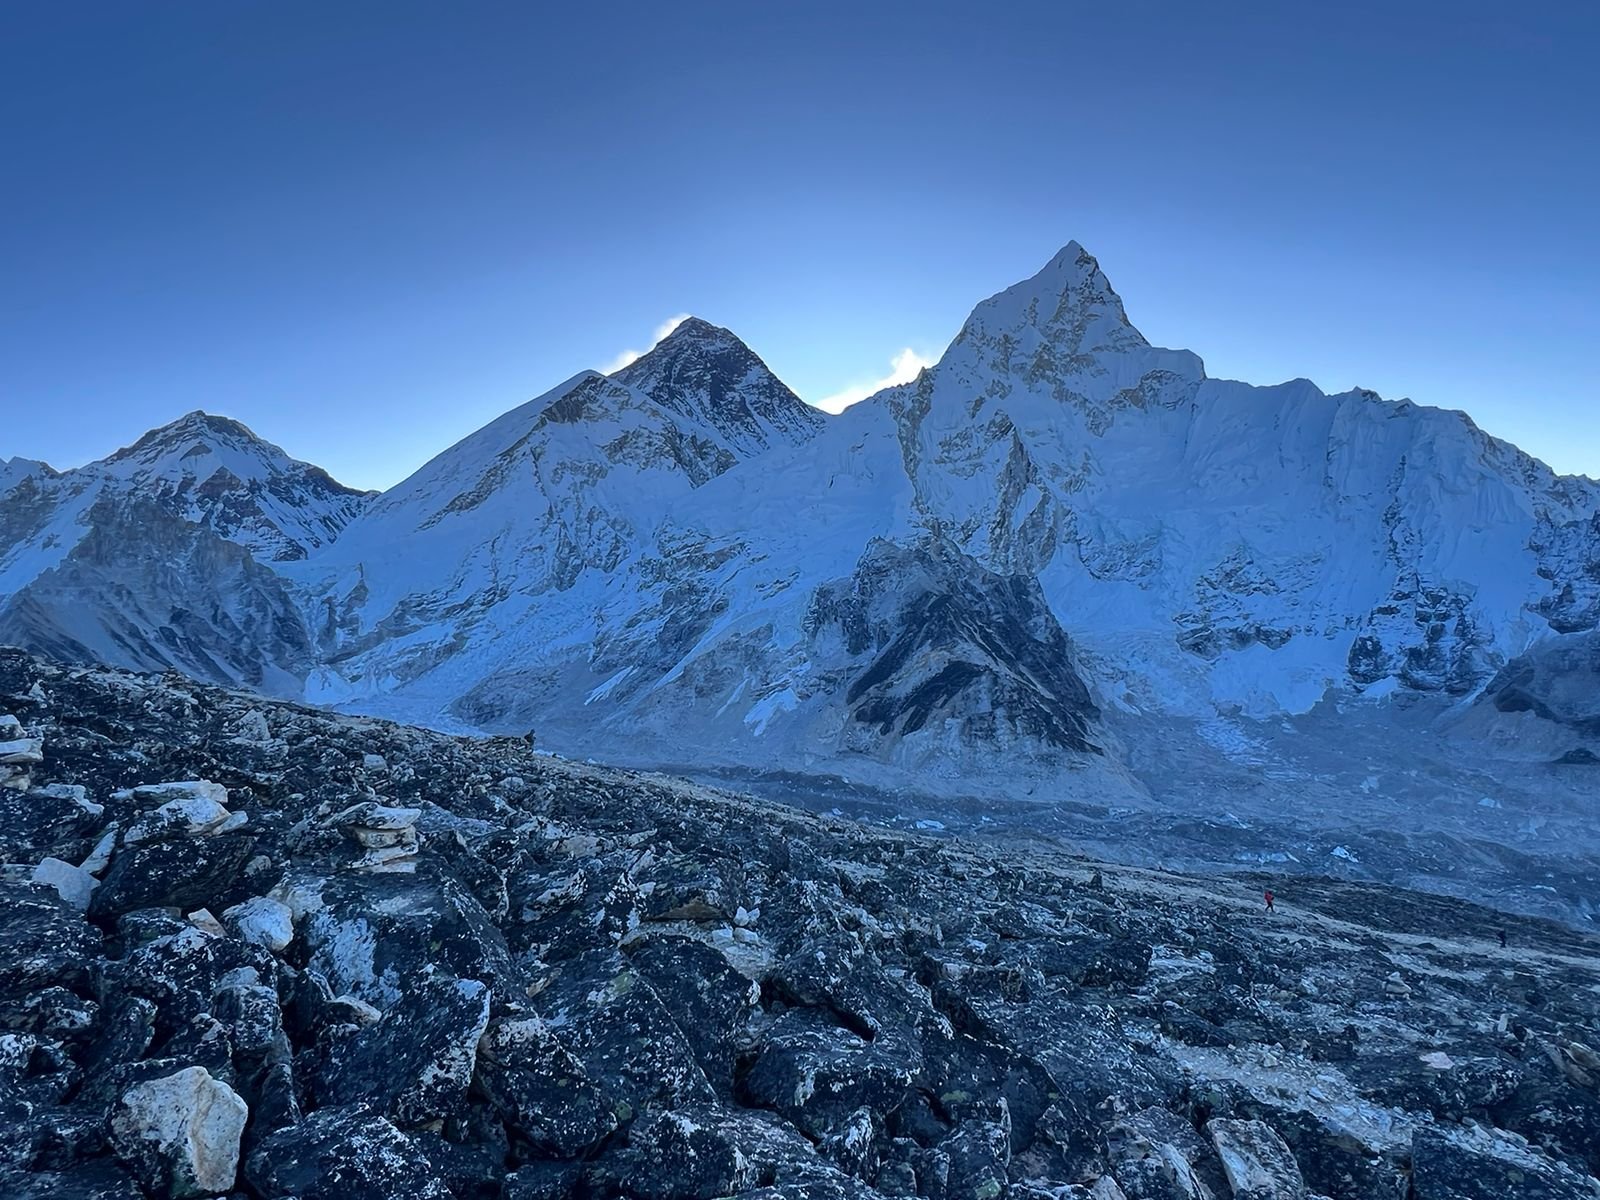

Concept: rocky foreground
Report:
left=2, top=649, right=1598, bottom=1200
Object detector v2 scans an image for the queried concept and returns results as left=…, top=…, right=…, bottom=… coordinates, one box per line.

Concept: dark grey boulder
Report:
left=1105, top=1107, right=1228, bottom=1200
left=513, top=852, right=646, bottom=960
left=72, top=997, right=158, bottom=1107
left=3, top=986, right=99, bottom=1043
left=0, top=1160, right=145, bottom=1199
left=243, top=1103, right=453, bottom=1200
left=940, top=1118, right=1011, bottom=1200
left=409, top=1127, right=507, bottom=1200
left=623, top=1104, right=822, bottom=1199
left=743, top=1008, right=920, bottom=1138
left=242, top=1060, right=301, bottom=1153
left=100, top=924, right=276, bottom=1040
left=1411, top=1126, right=1600, bottom=1199
left=212, top=980, right=285, bottom=1063
left=314, top=971, right=490, bottom=1125
left=300, top=869, right=514, bottom=1009
left=476, top=1014, right=617, bottom=1157
left=1345, top=1052, right=1521, bottom=1121
left=0, top=882, right=101, bottom=998
left=0, top=784, right=103, bottom=862
left=500, top=1161, right=584, bottom=1199
left=534, top=949, right=715, bottom=1120
left=627, top=933, right=760, bottom=1090
left=88, top=832, right=256, bottom=920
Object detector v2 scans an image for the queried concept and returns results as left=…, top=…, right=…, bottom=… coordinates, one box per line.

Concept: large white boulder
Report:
left=223, top=895, right=296, bottom=953
left=110, top=1065, right=248, bottom=1198
left=32, top=856, right=97, bottom=911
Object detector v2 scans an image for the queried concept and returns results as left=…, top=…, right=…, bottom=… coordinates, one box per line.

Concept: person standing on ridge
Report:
left=1264, top=888, right=1275, bottom=913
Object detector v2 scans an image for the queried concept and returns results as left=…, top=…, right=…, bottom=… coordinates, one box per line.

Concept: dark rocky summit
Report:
left=1, top=648, right=1597, bottom=1199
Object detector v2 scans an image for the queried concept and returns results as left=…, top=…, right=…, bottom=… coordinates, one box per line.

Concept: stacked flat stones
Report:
left=328, top=800, right=423, bottom=872
left=0, top=711, right=43, bottom=791
left=1, top=711, right=104, bottom=911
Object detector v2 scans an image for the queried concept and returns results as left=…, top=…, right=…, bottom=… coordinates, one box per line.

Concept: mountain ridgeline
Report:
left=3, top=244, right=1597, bottom=921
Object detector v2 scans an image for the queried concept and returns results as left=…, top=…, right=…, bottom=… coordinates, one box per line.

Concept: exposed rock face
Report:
left=1207, top=1118, right=1305, bottom=1199
left=830, top=543, right=1104, bottom=757
left=0, top=496, right=315, bottom=692
left=613, top=316, right=826, bottom=456
left=243, top=1103, right=454, bottom=1200
left=0, top=648, right=1597, bottom=1199
left=1482, top=630, right=1600, bottom=739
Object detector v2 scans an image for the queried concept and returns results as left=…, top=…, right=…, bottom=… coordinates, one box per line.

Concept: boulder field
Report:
left=1, top=647, right=1597, bottom=1199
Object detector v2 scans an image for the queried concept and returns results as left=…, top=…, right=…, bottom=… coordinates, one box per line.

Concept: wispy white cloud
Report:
left=812, top=347, right=934, bottom=414
left=600, top=314, right=692, bottom=374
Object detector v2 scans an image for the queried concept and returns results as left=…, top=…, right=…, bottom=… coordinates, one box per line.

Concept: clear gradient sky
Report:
left=3, top=1, right=1596, bottom=490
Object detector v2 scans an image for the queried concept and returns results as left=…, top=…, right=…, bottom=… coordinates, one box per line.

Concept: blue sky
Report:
left=3, top=1, right=1596, bottom=489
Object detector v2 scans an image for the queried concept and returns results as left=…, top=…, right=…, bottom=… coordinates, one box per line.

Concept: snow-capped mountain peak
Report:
left=0, top=408, right=373, bottom=683
left=613, top=315, right=825, bottom=454
left=84, top=410, right=371, bottom=561
left=933, top=242, right=1206, bottom=421
left=0, top=409, right=372, bottom=692
left=98, top=409, right=281, bottom=480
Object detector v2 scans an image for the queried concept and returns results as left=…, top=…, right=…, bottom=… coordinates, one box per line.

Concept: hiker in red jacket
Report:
left=1264, top=889, right=1275, bottom=913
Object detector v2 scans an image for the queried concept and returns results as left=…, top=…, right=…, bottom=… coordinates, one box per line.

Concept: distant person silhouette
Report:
left=1264, top=889, right=1275, bottom=913
left=1498, top=928, right=1507, bottom=948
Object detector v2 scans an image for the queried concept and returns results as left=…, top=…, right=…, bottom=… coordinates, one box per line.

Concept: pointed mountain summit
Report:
left=938, top=242, right=1205, bottom=409
left=89, top=410, right=372, bottom=561
left=0, top=408, right=360, bottom=690
left=613, top=316, right=825, bottom=455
